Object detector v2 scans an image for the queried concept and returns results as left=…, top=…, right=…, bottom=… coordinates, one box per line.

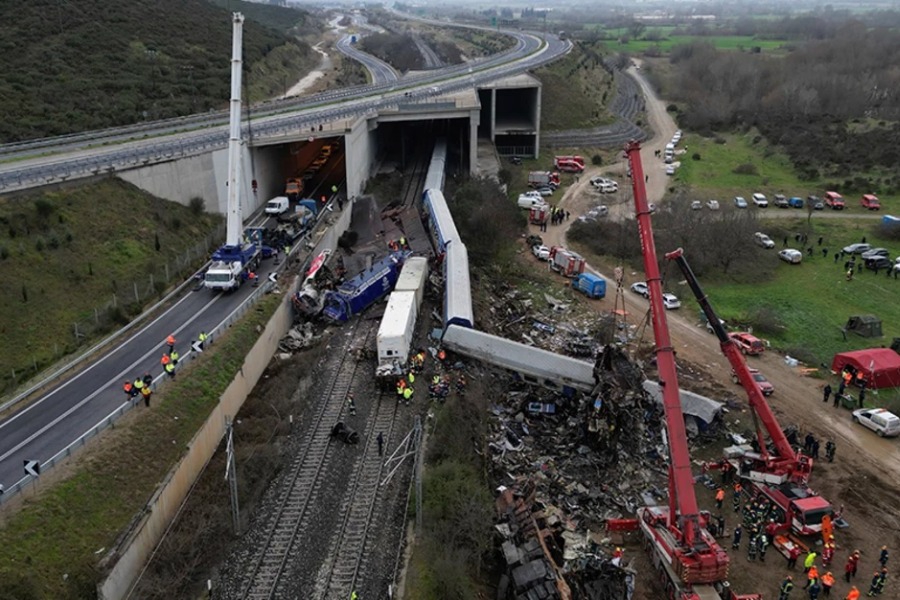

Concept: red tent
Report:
left=831, top=348, right=900, bottom=389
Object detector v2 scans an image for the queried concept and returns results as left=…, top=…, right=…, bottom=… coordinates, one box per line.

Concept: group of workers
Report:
left=778, top=546, right=889, bottom=598
left=122, top=332, right=208, bottom=407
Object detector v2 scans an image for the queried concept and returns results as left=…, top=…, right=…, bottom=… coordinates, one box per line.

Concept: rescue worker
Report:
left=164, top=361, right=176, bottom=379
left=874, top=568, right=887, bottom=595
left=198, top=331, right=208, bottom=351
left=408, top=371, right=415, bottom=385
left=732, top=524, right=742, bottom=550
left=170, top=349, right=180, bottom=365
left=715, top=487, right=725, bottom=510
left=133, top=377, right=145, bottom=397
left=748, top=531, right=758, bottom=561
left=166, top=334, right=176, bottom=352
left=821, top=571, right=835, bottom=597
left=142, top=373, right=153, bottom=388
left=123, top=380, right=135, bottom=401
left=867, top=571, right=881, bottom=596
left=161, top=353, right=170, bottom=367
left=825, top=440, right=836, bottom=462
left=402, top=386, right=413, bottom=405
left=788, top=545, right=802, bottom=570
left=845, top=586, right=860, bottom=600
left=879, top=546, right=889, bottom=568
left=141, top=384, right=152, bottom=408
left=823, top=539, right=835, bottom=567
left=805, top=565, right=819, bottom=589
left=396, top=381, right=404, bottom=399
left=437, top=349, right=446, bottom=363
left=806, top=551, right=819, bottom=573
left=846, top=551, right=861, bottom=582
left=733, top=484, right=742, bottom=512
left=346, top=393, right=356, bottom=416
left=778, top=576, right=794, bottom=600
left=758, top=532, right=768, bottom=562
left=456, top=374, right=467, bottom=396
left=350, top=590, right=358, bottom=600
left=808, top=580, right=821, bottom=600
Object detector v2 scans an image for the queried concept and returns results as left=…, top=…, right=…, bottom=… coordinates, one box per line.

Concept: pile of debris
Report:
left=489, top=346, right=663, bottom=599
left=277, top=322, right=321, bottom=357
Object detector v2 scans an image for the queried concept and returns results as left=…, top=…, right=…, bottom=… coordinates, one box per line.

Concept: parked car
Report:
left=691, top=201, right=702, bottom=210
left=732, top=368, right=775, bottom=396
left=508, top=156, right=523, bottom=165
left=662, top=293, right=681, bottom=310
left=532, top=245, right=551, bottom=261
left=730, top=332, right=765, bottom=355
left=861, top=248, right=889, bottom=260
left=535, top=186, right=554, bottom=196
left=865, top=256, right=893, bottom=270
left=778, top=249, right=803, bottom=264
left=852, top=408, right=900, bottom=437
left=789, top=197, right=804, bottom=209
left=754, top=232, right=775, bottom=249
left=752, top=193, right=768, bottom=207
left=734, top=196, right=748, bottom=209
left=861, top=194, right=881, bottom=210
left=774, top=194, right=789, bottom=208
left=599, top=182, right=618, bottom=193
left=706, top=318, right=727, bottom=334
left=666, top=164, right=676, bottom=176
left=706, top=200, right=720, bottom=210
left=824, top=191, right=845, bottom=209
left=843, top=243, right=872, bottom=255
left=808, top=195, right=825, bottom=210
left=630, top=281, right=649, bottom=297
left=578, top=205, right=609, bottom=222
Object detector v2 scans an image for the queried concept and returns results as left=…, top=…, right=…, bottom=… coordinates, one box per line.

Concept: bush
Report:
left=733, top=163, right=759, bottom=176
left=0, top=246, right=7, bottom=260
left=34, top=199, right=54, bottom=219
left=35, top=238, right=45, bottom=252
left=592, top=154, right=603, bottom=166
left=692, top=153, right=701, bottom=161
left=189, top=196, right=205, bottom=216
left=667, top=104, right=679, bottom=112
left=746, top=306, right=786, bottom=336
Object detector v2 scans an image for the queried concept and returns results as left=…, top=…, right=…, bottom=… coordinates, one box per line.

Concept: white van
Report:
left=265, top=196, right=290, bottom=215
left=518, top=195, right=548, bottom=210
left=853, top=408, right=900, bottom=437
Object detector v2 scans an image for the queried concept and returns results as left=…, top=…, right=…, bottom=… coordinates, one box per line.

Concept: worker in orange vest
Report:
left=161, top=353, right=170, bottom=367
left=821, top=571, right=835, bottom=596
left=805, top=565, right=819, bottom=589
left=845, top=585, right=860, bottom=600
left=123, top=380, right=135, bottom=400
left=715, top=488, right=725, bottom=509
left=166, top=334, right=176, bottom=352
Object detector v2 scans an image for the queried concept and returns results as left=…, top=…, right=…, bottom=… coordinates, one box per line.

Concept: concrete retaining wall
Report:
left=98, top=201, right=354, bottom=600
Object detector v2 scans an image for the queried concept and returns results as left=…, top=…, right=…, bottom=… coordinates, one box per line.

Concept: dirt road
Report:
left=536, top=65, right=900, bottom=598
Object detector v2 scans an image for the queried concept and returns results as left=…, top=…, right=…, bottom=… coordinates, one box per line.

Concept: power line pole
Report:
left=225, top=418, right=240, bottom=534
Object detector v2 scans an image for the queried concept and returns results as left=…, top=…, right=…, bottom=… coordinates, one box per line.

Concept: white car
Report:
left=778, top=249, right=803, bottom=264
left=754, top=232, right=775, bottom=249
left=532, top=245, right=551, bottom=261
left=706, top=200, right=720, bottom=210
left=752, top=193, right=768, bottom=207
left=662, top=293, right=681, bottom=310
left=535, top=186, right=554, bottom=196
left=599, top=182, right=618, bottom=193
left=734, top=196, right=748, bottom=209
left=630, top=281, right=649, bottom=297
left=853, top=408, right=900, bottom=437
left=523, top=190, right=542, bottom=198
left=691, top=201, right=702, bottom=210
left=666, top=165, right=676, bottom=176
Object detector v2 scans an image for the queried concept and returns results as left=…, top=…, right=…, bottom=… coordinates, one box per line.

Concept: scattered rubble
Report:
left=277, top=322, right=321, bottom=354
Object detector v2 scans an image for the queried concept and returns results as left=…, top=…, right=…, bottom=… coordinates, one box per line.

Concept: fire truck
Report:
left=665, top=248, right=833, bottom=539
left=624, top=141, right=760, bottom=600
left=554, top=155, right=585, bottom=173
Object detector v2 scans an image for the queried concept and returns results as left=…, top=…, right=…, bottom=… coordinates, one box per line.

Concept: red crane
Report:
left=624, top=142, right=740, bottom=599
left=665, top=247, right=832, bottom=538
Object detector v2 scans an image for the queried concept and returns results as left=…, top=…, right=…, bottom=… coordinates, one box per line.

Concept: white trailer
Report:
left=394, top=256, right=429, bottom=309
left=376, top=291, right=418, bottom=376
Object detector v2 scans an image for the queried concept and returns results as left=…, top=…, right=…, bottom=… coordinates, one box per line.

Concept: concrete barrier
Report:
left=98, top=201, right=353, bottom=600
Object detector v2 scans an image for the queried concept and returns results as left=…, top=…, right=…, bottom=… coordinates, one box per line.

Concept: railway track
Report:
left=238, top=319, right=378, bottom=600
left=316, top=389, right=399, bottom=598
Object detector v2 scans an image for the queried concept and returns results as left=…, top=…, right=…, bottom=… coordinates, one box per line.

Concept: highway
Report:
left=335, top=34, right=399, bottom=84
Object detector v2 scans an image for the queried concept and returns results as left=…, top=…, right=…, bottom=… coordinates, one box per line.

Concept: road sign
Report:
left=0, top=484, right=5, bottom=495
left=24, top=460, right=40, bottom=477
left=192, top=340, right=204, bottom=353
left=268, top=273, right=278, bottom=283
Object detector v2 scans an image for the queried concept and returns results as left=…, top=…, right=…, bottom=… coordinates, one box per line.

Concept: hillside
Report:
left=0, top=0, right=317, bottom=142
left=0, top=179, right=222, bottom=395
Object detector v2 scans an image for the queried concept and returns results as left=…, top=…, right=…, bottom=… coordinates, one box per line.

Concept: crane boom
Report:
left=625, top=141, right=699, bottom=545
left=225, top=12, right=245, bottom=247
left=665, top=248, right=808, bottom=482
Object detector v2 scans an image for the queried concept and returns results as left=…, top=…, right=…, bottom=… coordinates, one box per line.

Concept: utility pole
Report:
left=225, top=418, right=240, bottom=534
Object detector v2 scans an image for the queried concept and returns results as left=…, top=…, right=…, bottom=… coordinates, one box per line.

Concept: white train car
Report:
left=394, top=256, right=429, bottom=309
left=444, top=241, right=473, bottom=329
left=423, top=189, right=461, bottom=253
left=442, top=325, right=594, bottom=394
left=423, top=138, right=447, bottom=194
left=376, top=291, right=418, bottom=376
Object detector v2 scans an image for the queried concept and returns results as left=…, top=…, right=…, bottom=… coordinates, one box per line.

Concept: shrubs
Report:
left=733, top=163, right=759, bottom=176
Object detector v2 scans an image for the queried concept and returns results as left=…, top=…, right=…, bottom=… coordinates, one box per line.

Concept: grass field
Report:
left=0, top=293, right=280, bottom=598
left=533, top=43, right=617, bottom=131
left=0, top=179, right=222, bottom=394
left=591, top=28, right=788, bottom=54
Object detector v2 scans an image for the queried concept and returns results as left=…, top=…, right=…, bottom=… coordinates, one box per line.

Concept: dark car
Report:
left=865, top=256, right=893, bottom=270
left=807, top=195, right=824, bottom=210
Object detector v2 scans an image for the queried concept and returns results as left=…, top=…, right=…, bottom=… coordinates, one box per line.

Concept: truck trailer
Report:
left=393, top=256, right=429, bottom=309
left=376, top=291, right=418, bottom=376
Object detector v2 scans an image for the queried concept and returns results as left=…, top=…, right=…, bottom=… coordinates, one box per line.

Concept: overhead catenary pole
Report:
left=225, top=12, right=245, bottom=247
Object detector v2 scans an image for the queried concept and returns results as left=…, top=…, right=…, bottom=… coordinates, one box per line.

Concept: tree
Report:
left=628, top=21, right=647, bottom=40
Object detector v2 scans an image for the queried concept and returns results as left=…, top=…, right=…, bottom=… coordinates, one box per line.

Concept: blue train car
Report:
left=423, top=139, right=447, bottom=194
left=422, top=189, right=461, bottom=254
left=444, top=241, right=473, bottom=329
left=323, top=252, right=408, bottom=322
